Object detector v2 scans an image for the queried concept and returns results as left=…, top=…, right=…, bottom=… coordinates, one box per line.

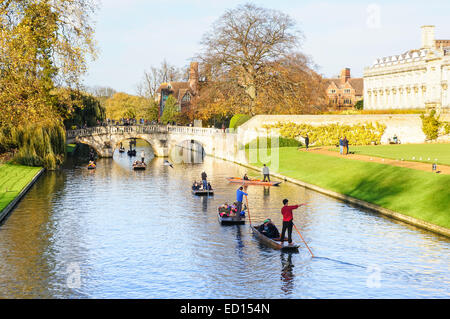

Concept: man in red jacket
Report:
left=280, top=199, right=306, bottom=244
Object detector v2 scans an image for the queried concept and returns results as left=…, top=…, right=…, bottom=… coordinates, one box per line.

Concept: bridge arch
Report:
left=66, top=125, right=224, bottom=158
left=112, top=135, right=161, bottom=156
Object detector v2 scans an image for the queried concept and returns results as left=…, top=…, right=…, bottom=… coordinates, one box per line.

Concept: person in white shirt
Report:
left=262, top=164, right=270, bottom=182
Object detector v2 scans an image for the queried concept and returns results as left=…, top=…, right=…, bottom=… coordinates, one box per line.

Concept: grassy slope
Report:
left=0, top=164, right=42, bottom=213
left=328, top=143, right=450, bottom=166
left=254, top=147, right=450, bottom=229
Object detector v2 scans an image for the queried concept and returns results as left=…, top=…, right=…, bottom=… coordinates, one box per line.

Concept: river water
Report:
left=0, top=142, right=449, bottom=298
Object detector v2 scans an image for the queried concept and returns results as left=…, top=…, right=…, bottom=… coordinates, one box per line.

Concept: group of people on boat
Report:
left=192, top=171, right=213, bottom=191
left=218, top=202, right=245, bottom=217
left=133, top=160, right=146, bottom=167
left=192, top=180, right=213, bottom=191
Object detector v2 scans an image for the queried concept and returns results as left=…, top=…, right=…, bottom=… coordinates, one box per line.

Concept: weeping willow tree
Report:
left=0, top=122, right=66, bottom=169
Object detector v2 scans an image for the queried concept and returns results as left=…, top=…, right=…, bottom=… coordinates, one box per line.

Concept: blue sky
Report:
left=84, top=0, right=450, bottom=94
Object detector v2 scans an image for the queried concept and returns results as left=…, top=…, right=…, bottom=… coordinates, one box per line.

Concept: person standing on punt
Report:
left=141, top=150, right=145, bottom=164
left=262, top=164, right=270, bottom=182
left=236, top=186, right=248, bottom=214
left=201, top=171, right=208, bottom=190
left=280, top=199, right=306, bottom=244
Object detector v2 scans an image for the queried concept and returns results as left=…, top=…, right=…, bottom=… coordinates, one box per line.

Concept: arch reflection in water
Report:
left=171, top=140, right=205, bottom=165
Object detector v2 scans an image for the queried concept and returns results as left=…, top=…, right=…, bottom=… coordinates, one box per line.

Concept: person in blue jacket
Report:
left=236, top=186, right=248, bottom=214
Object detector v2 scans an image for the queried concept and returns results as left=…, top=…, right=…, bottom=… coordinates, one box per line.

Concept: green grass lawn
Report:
left=0, top=164, right=42, bottom=213
left=251, top=147, right=450, bottom=229
left=327, top=143, right=450, bottom=166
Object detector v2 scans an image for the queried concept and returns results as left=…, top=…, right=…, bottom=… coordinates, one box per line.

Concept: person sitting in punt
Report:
left=207, top=182, right=213, bottom=191
left=218, top=203, right=230, bottom=217
left=192, top=181, right=200, bottom=191
left=257, top=219, right=280, bottom=239
left=243, top=174, right=250, bottom=180
left=88, top=161, right=95, bottom=167
left=228, top=202, right=240, bottom=216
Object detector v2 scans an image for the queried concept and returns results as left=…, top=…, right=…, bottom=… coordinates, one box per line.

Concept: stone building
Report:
left=364, top=26, right=450, bottom=112
left=325, top=68, right=364, bottom=109
left=156, top=62, right=199, bottom=118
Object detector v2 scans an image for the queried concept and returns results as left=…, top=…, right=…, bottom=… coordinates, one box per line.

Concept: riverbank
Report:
left=0, top=164, right=44, bottom=223
left=225, top=147, right=450, bottom=236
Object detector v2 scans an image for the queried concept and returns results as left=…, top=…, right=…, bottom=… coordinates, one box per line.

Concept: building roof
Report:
left=157, top=82, right=193, bottom=103
left=348, top=78, right=364, bottom=96
left=325, top=78, right=364, bottom=96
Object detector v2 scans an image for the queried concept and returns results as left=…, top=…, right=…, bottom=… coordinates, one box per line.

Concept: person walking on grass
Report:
left=339, top=137, right=344, bottom=155
left=262, top=164, right=270, bottom=182
left=303, top=134, right=309, bottom=151
left=280, top=199, right=306, bottom=244
left=343, top=136, right=349, bottom=155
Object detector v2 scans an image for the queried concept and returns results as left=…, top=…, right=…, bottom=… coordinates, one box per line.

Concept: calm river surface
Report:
left=0, top=143, right=449, bottom=298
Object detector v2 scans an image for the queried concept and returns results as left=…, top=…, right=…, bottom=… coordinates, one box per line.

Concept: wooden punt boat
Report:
left=226, top=177, right=281, bottom=186
left=218, top=212, right=245, bottom=225
left=118, top=147, right=125, bottom=153
left=250, top=225, right=300, bottom=251
left=192, top=189, right=214, bottom=196
left=127, top=149, right=136, bottom=156
left=132, top=162, right=146, bottom=170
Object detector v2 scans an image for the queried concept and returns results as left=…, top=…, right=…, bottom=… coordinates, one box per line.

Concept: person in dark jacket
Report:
left=343, top=136, right=349, bottom=155
left=201, top=171, right=207, bottom=190
left=304, top=134, right=309, bottom=150
left=257, top=219, right=280, bottom=239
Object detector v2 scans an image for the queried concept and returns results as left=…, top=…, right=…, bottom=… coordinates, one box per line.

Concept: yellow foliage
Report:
left=263, top=122, right=387, bottom=146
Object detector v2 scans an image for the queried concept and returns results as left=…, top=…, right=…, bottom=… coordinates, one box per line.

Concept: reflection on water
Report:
left=0, top=143, right=449, bottom=298
left=281, top=253, right=295, bottom=296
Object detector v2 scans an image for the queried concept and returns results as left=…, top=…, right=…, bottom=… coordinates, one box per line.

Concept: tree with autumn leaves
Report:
left=193, top=3, right=328, bottom=124
left=0, top=0, right=98, bottom=168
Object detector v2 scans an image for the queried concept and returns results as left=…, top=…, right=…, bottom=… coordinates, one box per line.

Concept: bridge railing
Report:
left=66, top=125, right=233, bottom=138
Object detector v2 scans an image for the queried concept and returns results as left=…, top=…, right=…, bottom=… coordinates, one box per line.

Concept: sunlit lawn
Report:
left=250, top=147, right=450, bottom=229
left=0, top=164, right=42, bottom=213
left=327, top=143, right=450, bottom=166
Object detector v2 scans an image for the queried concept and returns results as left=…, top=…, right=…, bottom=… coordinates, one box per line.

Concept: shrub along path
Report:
left=305, top=147, right=450, bottom=175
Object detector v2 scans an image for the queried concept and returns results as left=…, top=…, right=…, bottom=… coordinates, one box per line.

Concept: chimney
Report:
left=340, top=68, right=351, bottom=84
left=421, top=25, right=435, bottom=49
left=189, top=62, right=199, bottom=94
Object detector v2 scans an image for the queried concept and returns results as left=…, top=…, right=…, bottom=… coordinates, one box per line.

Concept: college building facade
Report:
left=363, top=26, right=450, bottom=112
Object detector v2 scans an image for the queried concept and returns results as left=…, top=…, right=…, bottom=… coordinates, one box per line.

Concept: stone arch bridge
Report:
left=66, top=125, right=237, bottom=158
